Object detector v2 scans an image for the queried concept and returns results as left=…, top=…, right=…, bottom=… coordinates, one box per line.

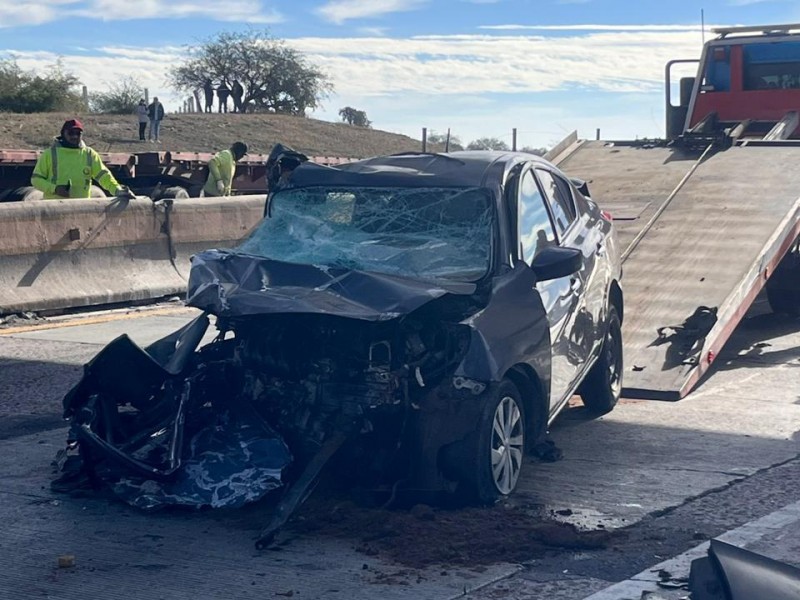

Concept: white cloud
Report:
left=317, top=0, right=428, bottom=24
left=0, top=0, right=80, bottom=27
left=289, top=30, right=703, bottom=95
left=0, top=0, right=283, bottom=27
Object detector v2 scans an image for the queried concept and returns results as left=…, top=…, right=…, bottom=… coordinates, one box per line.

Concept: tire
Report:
left=152, top=186, right=190, bottom=201
left=160, top=186, right=190, bottom=200
left=0, top=186, right=43, bottom=202
left=468, top=380, right=526, bottom=504
left=579, top=305, right=623, bottom=414
left=766, top=242, right=800, bottom=316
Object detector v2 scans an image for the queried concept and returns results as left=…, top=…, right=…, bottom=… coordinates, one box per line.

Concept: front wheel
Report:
left=469, top=380, right=526, bottom=504
left=579, top=305, right=623, bottom=414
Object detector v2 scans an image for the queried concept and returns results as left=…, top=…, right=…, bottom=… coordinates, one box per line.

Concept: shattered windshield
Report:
left=238, top=186, right=494, bottom=282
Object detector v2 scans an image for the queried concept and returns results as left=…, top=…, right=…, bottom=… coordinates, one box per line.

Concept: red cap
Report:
left=62, top=119, right=83, bottom=132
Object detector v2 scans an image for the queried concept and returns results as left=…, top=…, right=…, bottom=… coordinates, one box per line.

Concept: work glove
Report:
left=216, top=180, right=226, bottom=195
left=54, top=183, right=71, bottom=198
left=115, top=185, right=135, bottom=200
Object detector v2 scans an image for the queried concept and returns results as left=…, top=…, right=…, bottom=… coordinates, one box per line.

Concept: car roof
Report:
left=283, top=150, right=553, bottom=189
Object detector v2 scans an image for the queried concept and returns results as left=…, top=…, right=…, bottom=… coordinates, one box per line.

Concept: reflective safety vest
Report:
left=31, top=139, right=121, bottom=199
left=203, top=149, right=236, bottom=196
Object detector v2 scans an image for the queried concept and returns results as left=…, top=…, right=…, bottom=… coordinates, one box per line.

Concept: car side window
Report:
left=519, top=170, right=557, bottom=264
left=535, top=169, right=576, bottom=235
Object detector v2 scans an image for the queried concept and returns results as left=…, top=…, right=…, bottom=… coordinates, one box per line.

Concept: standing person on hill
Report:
left=30, top=119, right=134, bottom=200
left=203, top=141, right=248, bottom=197
left=216, top=80, right=230, bottom=113
left=135, top=98, right=148, bottom=141
left=147, top=96, right=165, bottom=143
left=231, top=80, right=244, bottom=113
left=203, top=78, right=214, bottom=113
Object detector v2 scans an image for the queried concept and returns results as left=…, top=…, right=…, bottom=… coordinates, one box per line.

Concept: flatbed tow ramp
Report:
left=553, top=138, right=800, bottom=399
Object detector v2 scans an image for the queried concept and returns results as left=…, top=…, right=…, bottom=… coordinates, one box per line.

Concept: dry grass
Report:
left=0, top=112, right=441, bottom=159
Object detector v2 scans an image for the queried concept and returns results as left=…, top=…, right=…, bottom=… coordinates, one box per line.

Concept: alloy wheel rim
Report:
left=490, top=395, right=524, bottom=495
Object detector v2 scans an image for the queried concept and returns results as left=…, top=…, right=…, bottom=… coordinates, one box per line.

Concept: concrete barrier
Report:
left=0, top=195, right=265, bottom=315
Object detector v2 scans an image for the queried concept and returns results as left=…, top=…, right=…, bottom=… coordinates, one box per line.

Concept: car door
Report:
left=517, top=168, right=577, bottom=409
left=534, top=168, right=603, bottom=385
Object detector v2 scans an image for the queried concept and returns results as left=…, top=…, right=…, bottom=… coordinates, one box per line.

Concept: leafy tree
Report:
left=169, top=30, right=332, bottom=115
left=338, top=106, right=371, bottom=127
left=521, top=146, right=548, bottom=156
left=467, top=137, right=510, bottom=151
left=89, top=76, right=144, bottom=114
left=427, top=130, right=463, bottom=151
left=0, top=59, right=84, bottom=113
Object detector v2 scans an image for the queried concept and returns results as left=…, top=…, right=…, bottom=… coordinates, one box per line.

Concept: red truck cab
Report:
left=667, top=23, right=800, bottom=142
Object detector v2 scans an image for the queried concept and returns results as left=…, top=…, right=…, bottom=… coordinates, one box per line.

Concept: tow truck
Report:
left=549, top=23, right=800, bottom=399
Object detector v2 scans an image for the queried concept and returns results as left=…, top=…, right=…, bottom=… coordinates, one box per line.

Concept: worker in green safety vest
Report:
left=203, top=141, right=248, bottom=197
left=31, top=119, right=133, bottom=200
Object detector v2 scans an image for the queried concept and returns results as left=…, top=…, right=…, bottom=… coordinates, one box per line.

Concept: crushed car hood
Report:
left=187, top=249, right=478, bottom=320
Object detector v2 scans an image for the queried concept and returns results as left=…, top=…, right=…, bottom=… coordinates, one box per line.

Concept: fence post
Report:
left=82, top=86, right=88, bottom=108
left=596, top=128, right=601, bottom=140
left=422, top=127, right=427, bottom=152
left=512, top=128, right=517, bottom=151
left=193, top=90, right=202, bottom=113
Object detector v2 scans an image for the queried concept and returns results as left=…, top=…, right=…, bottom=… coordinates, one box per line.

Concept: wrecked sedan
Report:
left=56, top=151, right=623, bottom=543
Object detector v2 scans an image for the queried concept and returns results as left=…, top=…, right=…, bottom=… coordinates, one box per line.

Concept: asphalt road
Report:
left=0, top=298, right=798, bottom=599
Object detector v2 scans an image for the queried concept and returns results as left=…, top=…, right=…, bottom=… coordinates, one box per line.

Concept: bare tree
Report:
left=169, top=30, right=332, bottom=115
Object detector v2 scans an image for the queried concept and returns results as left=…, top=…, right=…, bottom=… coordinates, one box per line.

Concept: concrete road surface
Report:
left=0, top=298, right=798, bottom=599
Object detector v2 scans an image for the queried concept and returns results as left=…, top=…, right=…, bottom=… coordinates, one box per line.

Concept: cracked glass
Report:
left=238, top=186, right=494, bottom=283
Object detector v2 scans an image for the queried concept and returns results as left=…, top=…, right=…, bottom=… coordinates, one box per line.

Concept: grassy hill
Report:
left=0, top=112, right=439, bottom=159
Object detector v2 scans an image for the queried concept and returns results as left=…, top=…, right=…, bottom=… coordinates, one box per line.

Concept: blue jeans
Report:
left=149, top=119, right=161, bottom=141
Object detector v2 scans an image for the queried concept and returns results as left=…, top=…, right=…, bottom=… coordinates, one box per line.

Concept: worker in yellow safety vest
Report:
left=203, top=141, right=248, bottom=197
left=31, top=119, right=134, bottom=200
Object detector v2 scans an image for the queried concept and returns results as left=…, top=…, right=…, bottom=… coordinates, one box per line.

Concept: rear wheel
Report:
left=766, top=240, right=800, bottom=316
left=580, top=305, right=623, bottom=414
left=469, top=380, right=526, bottom=504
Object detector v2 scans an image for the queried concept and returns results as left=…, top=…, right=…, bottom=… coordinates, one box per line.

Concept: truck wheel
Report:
left=462, top=380, right=526, bottom=504
left=579, top=306, right=623, bottom=414
left=766, top=242, right=800, bottom=316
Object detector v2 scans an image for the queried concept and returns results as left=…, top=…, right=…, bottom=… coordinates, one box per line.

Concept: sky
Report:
left=2, top=1, right=800, bottom=150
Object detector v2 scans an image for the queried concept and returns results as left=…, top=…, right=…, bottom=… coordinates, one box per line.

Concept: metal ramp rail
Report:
left=556, top=140, right=800, bottom=399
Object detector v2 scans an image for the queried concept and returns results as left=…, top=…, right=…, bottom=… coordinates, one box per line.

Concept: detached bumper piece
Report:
left=54, top=314, right=292, bottom=511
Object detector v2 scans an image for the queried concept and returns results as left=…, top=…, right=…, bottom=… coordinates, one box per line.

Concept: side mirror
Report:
left=531, top=246, right=582, bottom=281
